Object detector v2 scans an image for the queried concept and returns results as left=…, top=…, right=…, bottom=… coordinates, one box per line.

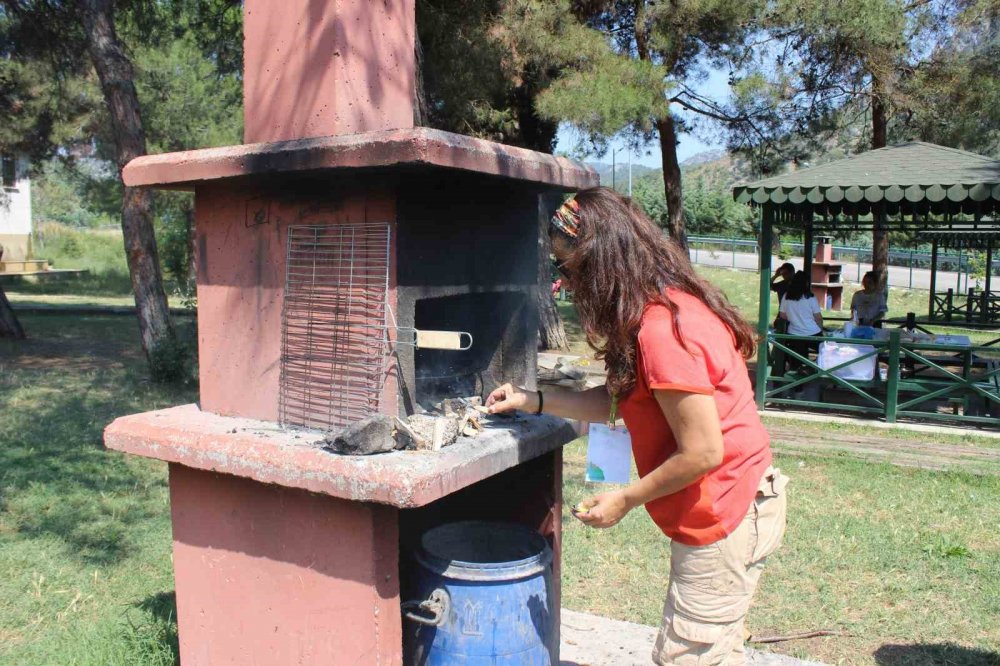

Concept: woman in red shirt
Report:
left=487, top=187, right=788, bottom=665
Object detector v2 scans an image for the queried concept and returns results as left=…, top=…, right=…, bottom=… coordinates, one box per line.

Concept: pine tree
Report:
left=727, top=0, right=982, bottom=292
left=500, top=0, right=763, bottom=249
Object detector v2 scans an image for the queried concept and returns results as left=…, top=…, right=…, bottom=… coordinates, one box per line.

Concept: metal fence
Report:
left=688, top=235, right=1000, bottom=292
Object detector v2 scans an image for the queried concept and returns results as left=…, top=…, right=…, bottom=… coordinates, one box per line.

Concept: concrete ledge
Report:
left=122, top=127, right=597, bottom=191
left=104, top=404, right=575, bottom=508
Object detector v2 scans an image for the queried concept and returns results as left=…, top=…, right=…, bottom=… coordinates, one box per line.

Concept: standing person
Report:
left=487, top=187, right=788, bottom=665
left=778, top=271, right=824, bottom=367
left=850, top=271, right=888, bottom=326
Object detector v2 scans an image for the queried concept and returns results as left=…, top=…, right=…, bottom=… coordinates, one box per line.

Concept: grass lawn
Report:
left=562, top=438, right=1000, bottom=665
left=0, top=315, right=195, bottom=665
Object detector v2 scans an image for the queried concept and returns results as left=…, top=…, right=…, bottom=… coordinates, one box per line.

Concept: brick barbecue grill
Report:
left=102, top=0, right=596, bottom=664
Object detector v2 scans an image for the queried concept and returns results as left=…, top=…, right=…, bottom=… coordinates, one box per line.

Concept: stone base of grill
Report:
left=104, top=404, right=572, bottom=665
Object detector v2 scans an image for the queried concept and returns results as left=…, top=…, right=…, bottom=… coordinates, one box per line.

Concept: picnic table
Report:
left=766, top=327, right=1000, bottom=426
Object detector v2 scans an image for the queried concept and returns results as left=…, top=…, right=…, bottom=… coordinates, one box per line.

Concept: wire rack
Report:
left=279, top=223, right=391, bottom=430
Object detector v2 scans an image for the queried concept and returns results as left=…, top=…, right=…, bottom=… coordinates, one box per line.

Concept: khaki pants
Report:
left=653, top=467, right=789, bottom=665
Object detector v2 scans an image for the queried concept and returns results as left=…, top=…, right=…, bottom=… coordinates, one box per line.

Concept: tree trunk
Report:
left=657, top=115, right=687, bottom=249
left=511, top=69, right=559, bottom=153
left=537, top=195, right=569, bottom=351
left=413, top=32, right=430, bottom=127
left=0, top=246, right=25, bottom=339
left=0, top=283, right=25, bottom=339
left=871, top=87, right=889, bottom=296
left=78, top=0, right=174, bottom=360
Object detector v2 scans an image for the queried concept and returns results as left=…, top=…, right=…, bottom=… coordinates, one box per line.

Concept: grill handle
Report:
left=393, top=328, right=474, bottom=351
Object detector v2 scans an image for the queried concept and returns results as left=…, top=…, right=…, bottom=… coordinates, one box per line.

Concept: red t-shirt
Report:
left=618, top=289, right=772, bottom=546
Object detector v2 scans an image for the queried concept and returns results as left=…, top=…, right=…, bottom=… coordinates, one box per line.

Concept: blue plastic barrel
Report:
left=403, top=521, right=554, bottom=665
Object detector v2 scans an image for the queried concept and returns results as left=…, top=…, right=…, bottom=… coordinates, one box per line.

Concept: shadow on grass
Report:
left=119, top=591, right=180, bottom=665
left=1, top=271, right=134, bottom=296
left=874, top=643, right=1000, bottom=666
left=0, top=314, right=197, bottom=566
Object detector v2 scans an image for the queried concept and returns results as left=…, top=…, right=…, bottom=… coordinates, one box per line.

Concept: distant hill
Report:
left=623, top=150, right=754, bottom=193
left=590, top=136, right=869, bottom=196
left=681, top=152, right=756, bottom=191
left=680, top=149, right=727, bottom=168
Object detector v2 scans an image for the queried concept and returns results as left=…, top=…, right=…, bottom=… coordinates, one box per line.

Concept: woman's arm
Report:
left=486, top=383, right=612, bottom=423
left=576, top=390, right=724, bottom=529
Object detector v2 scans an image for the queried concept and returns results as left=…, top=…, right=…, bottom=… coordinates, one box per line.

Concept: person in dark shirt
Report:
left=770, top=263, right=796, bottom=303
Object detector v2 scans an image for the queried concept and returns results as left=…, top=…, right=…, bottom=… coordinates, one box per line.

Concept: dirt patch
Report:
left=768, top=422, right=1000, bottom=475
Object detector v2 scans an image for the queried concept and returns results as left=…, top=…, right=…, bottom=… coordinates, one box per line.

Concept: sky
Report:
left=554, top=67, right=731, bottom=169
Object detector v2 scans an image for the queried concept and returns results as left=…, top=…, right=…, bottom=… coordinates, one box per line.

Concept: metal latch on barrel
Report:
left=401, top=588, right=451, bottom=627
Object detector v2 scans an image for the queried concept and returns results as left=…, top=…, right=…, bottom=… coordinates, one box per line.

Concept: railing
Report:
left=763, top=329, right=1000, bottom=427
left=930, top=288, right=1000, bottom=324
left=688, top=235, right=999, bottom=292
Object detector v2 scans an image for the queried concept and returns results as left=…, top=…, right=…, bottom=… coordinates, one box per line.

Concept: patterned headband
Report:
left=551, top=197, right=581, bottom=239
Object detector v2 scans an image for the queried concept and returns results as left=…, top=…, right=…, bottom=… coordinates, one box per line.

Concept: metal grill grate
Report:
left=279, top=223, right=391, bottom=430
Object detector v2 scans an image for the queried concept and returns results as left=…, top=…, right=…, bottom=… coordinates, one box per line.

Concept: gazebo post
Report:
left=929, top=238, right=938, bottom=319
left=803, top=215, right=814, bottom=284
left=986, top=239, right=994, bottom=297
left=756, top=204, right=774, bottom=408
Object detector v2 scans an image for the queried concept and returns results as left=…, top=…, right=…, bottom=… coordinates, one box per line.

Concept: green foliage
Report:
left=536, top=56, right=671, bottom=137
left=31, top=159, right=119, bottom=228
left=629, top=170, right=756, bottom=237
left=922, top=535, right=973, bottom=560
left=682, top=176, right=757, bottom=236
left=630, top=175, right=668, bottom=226
left=30, top=223, right=132, bottom=294
left=0, top=45, right=101, bottom=162
left=134, top=35, right=242, bottom=153
left=147, top=333, right=194, bottom=385
left=726, top=0, right=1000, bottom=169
left=965, top=250, right=989, bottom=289
left=22, top=7, right=241, bottom=306
left=418, top=0, right=514, bottom=141
left=898, top=1, right=1000, bottom=156
left=155, top=192, right=196, bottom=306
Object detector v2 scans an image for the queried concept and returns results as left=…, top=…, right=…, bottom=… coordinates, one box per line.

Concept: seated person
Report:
left=779, top=271, right=824, bottom=368
left=851, top=270, right=888, bottom=326
left=770, top=262, right=796, bottom=303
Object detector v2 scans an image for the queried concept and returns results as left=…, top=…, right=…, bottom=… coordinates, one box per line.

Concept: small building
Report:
left=0, top=153, right=33, bottom=263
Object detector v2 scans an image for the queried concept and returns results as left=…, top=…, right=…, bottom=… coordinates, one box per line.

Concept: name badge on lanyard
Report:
left=585, top=394, right=632, bottom=484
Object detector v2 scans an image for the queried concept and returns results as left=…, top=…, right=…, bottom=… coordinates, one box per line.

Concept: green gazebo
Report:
left=733, top=142, right=1000, bottom=425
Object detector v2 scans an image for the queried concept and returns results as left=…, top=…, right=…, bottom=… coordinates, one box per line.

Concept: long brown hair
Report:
left=555, top=187, right=756, bottom=396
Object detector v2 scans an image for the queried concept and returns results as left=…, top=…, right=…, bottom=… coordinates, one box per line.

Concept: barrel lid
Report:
left=417, top=521, right=552, bottom=581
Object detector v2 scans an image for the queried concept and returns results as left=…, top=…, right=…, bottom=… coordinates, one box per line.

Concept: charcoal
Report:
left=439, top=396, right=482, bottom=416
left=322, top=414, right=397, bottom=455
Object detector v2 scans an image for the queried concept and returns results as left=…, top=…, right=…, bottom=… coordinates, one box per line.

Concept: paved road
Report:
left=689, top=248, right=972, bottom=293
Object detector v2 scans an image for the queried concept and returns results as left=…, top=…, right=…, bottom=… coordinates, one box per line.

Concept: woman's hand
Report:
left=486, top=383, right=539, bottom=414
left=572, top=490, right=633, bottom=529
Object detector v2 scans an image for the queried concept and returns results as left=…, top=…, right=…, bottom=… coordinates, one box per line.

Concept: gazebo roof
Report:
left=917, top=227, right=1000, bottom=250
left=733, top=142, right=1000, bottom=214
